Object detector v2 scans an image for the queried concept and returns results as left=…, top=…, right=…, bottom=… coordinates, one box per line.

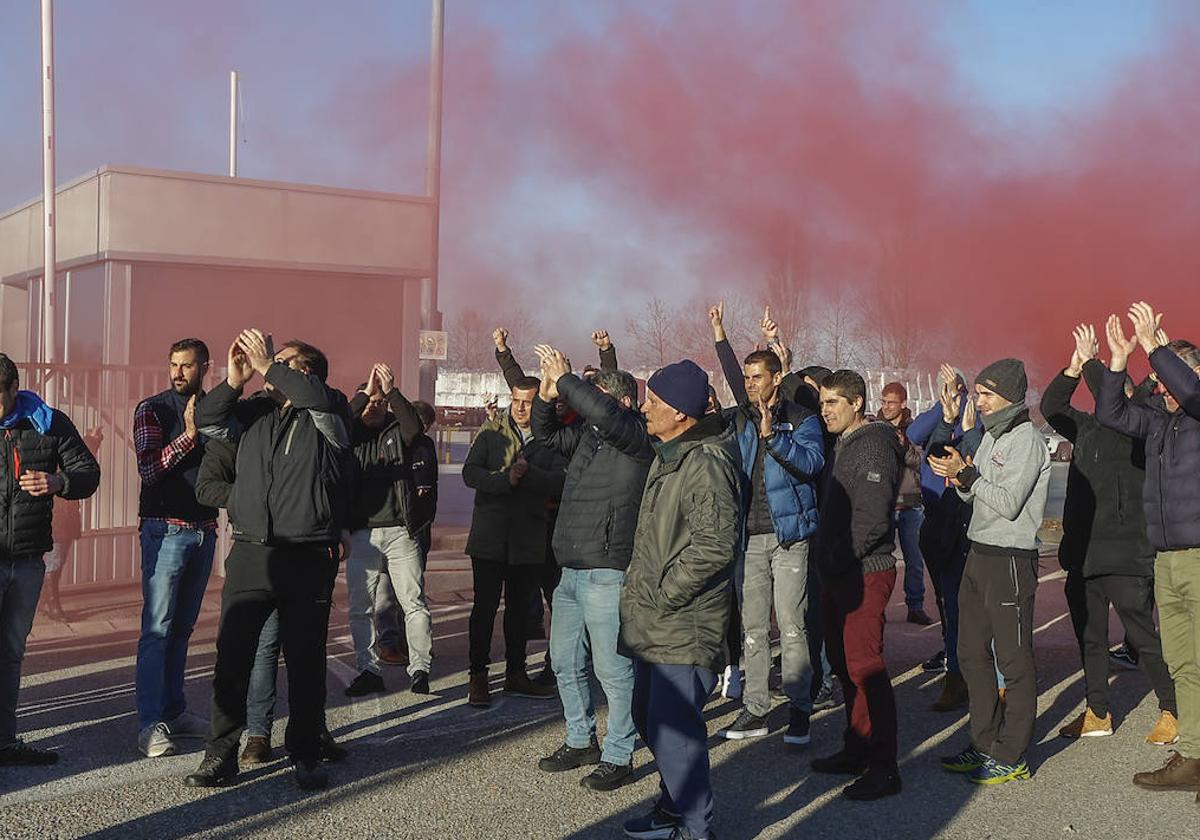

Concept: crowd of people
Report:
left=0, top=298, right=1196, bottom=840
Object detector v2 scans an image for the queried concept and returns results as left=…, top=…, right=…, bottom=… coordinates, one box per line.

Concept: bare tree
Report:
left=625, top=297, right=679, bottom=369
left=813, top=283, right=869, bottom=370
left=445, top=307, right=492, bottom=370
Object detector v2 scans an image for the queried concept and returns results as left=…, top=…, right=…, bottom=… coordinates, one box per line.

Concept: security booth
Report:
left=0, top=165, right=437, bottom=586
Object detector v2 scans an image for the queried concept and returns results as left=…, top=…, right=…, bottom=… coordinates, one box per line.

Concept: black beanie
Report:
left=647, top=360, right=710, bottom=419
left=975, top=358, right=1027, bottom=404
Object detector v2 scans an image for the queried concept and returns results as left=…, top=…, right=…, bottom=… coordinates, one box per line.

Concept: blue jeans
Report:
left=246, top=609, right=280, bottom=738
left=632, top=662, right=718, bottom=838
left=0, top=556, right=45, bottom=746
left=549, top=567, right=635, bottom=765
left=940, top=545, right=968, bottom=674
left=135, top=521, right=216, bottom=727
left=895, top=507, right=927, bottom=610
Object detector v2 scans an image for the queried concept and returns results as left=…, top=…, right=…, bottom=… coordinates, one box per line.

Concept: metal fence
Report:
left=14, top=362, right=235, bottom=588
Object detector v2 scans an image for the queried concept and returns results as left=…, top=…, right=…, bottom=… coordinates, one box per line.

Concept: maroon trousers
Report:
left=822, top=567, right=899, bottom=769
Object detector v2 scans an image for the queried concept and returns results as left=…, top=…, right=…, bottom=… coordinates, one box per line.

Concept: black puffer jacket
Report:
left=531, top=375, right=655, bottom=571
left=0, top=411, right=101, bottom=560
left=196, top=364, right=352, bottom=546
left=1042, top=362, right=1154, bottom=576
left=1096, top=348, right=1200, bottom=552
left=813, top=421, right=903, bottom=581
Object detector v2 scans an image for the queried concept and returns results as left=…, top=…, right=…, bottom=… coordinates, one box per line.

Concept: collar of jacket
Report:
left=982, top=402, right=1030, bottom=438
left=654, top=412, right=726, bottom=467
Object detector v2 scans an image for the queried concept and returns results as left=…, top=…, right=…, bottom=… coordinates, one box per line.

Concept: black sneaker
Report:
left=623, top=803, right=682, bottom=839
left=581, top=760, right=634, bottom=791
left=184, top=752, right=239, bottom=788
left=344, top=670, right=386, bottom=697
left=0, top=740, right=58, bottom=766
left=718, top=709, right=769, bottom=740
left=922, top=650, right=947, bottom=673
left=411, top=670, right=431, bottom=695
left=294, top=759, right=328, bottom=791
left=533, top=663, right=556, bottom=688
left=784, top=708, right=811, bottom=745
left=843, top=764, right=902, bottom=800
left=812, top=683, right=838, bottom=711
left=539, top=739, right=601, bottom=772
left=1110, top=643, right=1139, bottom=670
left=318, top=730, right=347, bottom=763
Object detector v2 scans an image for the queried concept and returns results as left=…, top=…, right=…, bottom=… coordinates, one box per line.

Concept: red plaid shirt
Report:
left=133, top=401, right=217, bottom=531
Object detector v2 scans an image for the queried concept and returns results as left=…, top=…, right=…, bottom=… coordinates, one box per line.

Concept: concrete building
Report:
left=0, top=165, right=437, bottom=585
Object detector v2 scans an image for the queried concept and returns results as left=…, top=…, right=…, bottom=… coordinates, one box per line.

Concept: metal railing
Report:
left=13, top=363, right=239, bottom=587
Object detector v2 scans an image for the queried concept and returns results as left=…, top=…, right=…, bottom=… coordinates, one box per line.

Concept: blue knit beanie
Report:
left=647, top=360, right=709, bottom=419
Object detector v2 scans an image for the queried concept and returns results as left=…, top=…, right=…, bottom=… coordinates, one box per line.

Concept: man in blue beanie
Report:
left=620, top=360, right=742, bottom=840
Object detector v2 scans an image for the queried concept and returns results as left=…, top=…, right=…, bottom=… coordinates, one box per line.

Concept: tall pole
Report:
left=40, top=0, right=58, bottom=391
left=229, top=70, right=238, bottom=177
left=420, top=0, right=444, bottom=403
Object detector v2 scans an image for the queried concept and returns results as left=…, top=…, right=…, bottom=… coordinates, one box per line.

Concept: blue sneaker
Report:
left=623, top=804, right=681, bottom=839
left=969, top=757, right=1031, bottom=785
left=940, top=745, right=988, bottom=773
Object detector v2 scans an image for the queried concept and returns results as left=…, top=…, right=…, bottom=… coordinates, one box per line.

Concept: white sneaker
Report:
left=163, top=711, right=209, bottom=740
left=138, top=722, right=177, bottom=758
left=721, top=666, right=743, bottom=700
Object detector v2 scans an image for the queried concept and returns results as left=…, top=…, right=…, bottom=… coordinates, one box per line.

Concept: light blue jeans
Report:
left=135, top=522, right=216, bottom=727
left=549, top=567, right=636, bottom=765
left=347, top=526, right=433, bottom=676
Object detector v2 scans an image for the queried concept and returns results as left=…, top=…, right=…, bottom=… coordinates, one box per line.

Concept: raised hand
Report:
left=227, top=339, right=254, bottom=389
left=534, top=344, right=572, bottom=383
left=1105, top=313, right=1137, bottom=371
left=1129, top=301, right=1165, bottom=355
left=757, top=396, right=773, bottom=439
left=938, top=364, right=961, bottom=424
left=938, top=362, right=960, bottom=391
left=708, top=300, right=727, bottom=342
left=928, top=445, right=966, bottom=480
left=492, top=327, right=509, bottom=352
left=237, top=329, right=274, bottom=376
left=591, top=330, right=612, bottom=351
left=760, top=306, right=779, bottom=344
left=184, top=394, right=198, bottom=439
left=483, top=392, right=499, bottom=422
left=1067, top=323, right=1098, bottom=377
left=962, top=393, right=977, bottom=432
left=374, top=362, right=396, bottom=394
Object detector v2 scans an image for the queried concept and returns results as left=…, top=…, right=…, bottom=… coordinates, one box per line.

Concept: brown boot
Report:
left=240, top=736, right=272, bottom=764
left=503, top=671, right=557, bottom=700
left=1132, top=751, right=1200, bottom=791
left=932, top=673, right=969, bottom=712
left=468, top=672, right=490, bottom=708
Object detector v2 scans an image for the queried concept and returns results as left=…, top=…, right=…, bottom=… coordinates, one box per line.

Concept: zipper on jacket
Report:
left=3, top=431, right=13, bottom=555
left=284, top=421, right=298, bottom=456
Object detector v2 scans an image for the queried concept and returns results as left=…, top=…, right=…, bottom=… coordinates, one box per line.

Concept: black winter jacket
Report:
left=532, top=374, right=655, bottom=571
left=462, top=412, right=567, bottom=565
left=196, top=364, right=352, bottom=546
left=347, top=388, right=422, bottom=532
left=195, top=437, right=237, bottom=509
left=1041, top=363, right=1154, bottom=576
left=1096, top=347, right=1200, bottom=552
left=814, top=421, right=903, bottom=580
left=0, top=410, right=101, bottom=560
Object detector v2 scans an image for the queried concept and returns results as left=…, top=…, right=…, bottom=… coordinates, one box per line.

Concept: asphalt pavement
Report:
left=2, top=461, right=1194, bottom=839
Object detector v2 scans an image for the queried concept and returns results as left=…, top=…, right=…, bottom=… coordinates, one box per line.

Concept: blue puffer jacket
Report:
left=1095, top=347, right=1200, bottom=551
left=904, top=403, right=952, bottom=507
left=731, top=399, right=825, bottom=547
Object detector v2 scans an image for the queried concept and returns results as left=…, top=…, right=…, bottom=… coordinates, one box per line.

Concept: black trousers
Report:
left=1083, top=574, right=1175, bottom=717
left=958, top=547, right=1038, bottom=765
left=206, top=542, right=338, bottom=764
left=1063, top=566, right=1088, bottom=655
left=469, top=557, right=538, bottom=675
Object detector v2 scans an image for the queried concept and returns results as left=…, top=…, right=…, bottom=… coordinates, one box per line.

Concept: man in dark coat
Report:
left=0, top=353, right=101, bottom=766
left=1042, top=323, right=1175, bottom=744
